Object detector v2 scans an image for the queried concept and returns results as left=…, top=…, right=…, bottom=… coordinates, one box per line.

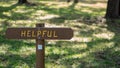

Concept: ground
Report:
left=0, top=0, right=120, bottom=68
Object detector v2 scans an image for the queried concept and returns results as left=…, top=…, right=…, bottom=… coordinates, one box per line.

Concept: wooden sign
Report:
left=6, top=28, right=73, bottom=39
left=5, top=24, right=73, bottom=68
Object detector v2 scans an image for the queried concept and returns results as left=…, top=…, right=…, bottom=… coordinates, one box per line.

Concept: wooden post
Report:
left=36, top=24, right=45, bottom=68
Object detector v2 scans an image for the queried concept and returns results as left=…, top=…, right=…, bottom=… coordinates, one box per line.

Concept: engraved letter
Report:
left=37, top=31, right=41, bottom=37
left=47, top=30, right=52, bottom=37
left=27, top=30, right=31, bottom=37
left=53, top=31, right=58, bottom=37
left=42, top=30, right=47, bottom=37
left=32, top=31, right=36, bottom=37
left=21, top=31, right=26, bottom=37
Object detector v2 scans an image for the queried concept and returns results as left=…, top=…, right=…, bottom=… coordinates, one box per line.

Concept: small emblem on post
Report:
left=38, top=45, right=42, bottom=50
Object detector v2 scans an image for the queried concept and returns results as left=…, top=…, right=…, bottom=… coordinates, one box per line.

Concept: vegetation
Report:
left=0, top=0, right=120, bottom=68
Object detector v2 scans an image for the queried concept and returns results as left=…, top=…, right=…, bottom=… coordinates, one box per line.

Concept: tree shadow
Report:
left=0, top=53, right=36, bottom=68
left=88, top=19, right=120, bottom=68
left=45, top=41, right=87, bottom=67
left=32, top=2, right=106, bottom=25
left=33, top=2, right=96, bottom=24
left=0, top=4, right=18, bottom=18
left=48, top=3, right=77, bottom=24
left=44, top=18, right=120, bottom=67
left=0, top=35, right=35, bottom=51
left=0, top=4, right=35, bottom=20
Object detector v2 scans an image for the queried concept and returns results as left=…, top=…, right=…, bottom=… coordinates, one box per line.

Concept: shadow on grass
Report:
left=0, top=35, right=35, bottom=51
left=44, top=19, right=120, bottom=67
left=31, top=2, right=105, bottom=25
left=0, top=1, right=106, bottom=25
left=45, top=41, right=86, bottom=67
left=0, top=4, right=35, bottom=20
left=0, top=53, right=35, bottom=68
left=89, top=20, right=120, bottom=68
left=0, top=34, right=36, bottom=67
left=32, top=3, right=85, bottom=24
left=0, top=4, right=17, bottom=19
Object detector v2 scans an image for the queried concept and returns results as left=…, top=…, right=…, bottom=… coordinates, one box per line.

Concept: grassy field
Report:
left=0, top=0, right=120, bottom=68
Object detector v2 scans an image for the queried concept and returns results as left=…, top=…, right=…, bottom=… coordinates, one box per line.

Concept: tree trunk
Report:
left=105, top=0, right=120, bottom=18
left=67, top=0, right=71, bottom=2
left=67, top=0, right=78, bottom=3
left=74, top=0, right=78, bottom=3
left=18, top=0, right=28, bottom=4
left=119, top=0, right=120, bottom=15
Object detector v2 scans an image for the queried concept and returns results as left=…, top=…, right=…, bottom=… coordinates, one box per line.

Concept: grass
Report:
left=0, top=0, right=120, bottom=68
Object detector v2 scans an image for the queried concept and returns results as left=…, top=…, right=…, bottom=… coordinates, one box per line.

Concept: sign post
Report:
left=6, top=24, right=73, bottom=68
left=36, top=24, right=45, bottom=68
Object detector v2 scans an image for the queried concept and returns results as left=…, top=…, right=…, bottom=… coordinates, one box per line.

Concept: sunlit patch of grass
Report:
left=45, top=2, right=70, bottom=8
left=63, top=52, right=88, bottom=60
left=64, top=43, right=87, bottom=50
left=3, top=12, right=11, bottom=17
left=0, top=44, right=10, bottom=54
left=46, top=45, right=69, bottom=56
left=93, top=32, right=115, bottom=40
left=72, top=37, right=92, bottom=42
left=46, top=62, right=66, bottom=68
left=17, top=46, right=35, bottom=57
left=79, top=2, right=107, bottom=8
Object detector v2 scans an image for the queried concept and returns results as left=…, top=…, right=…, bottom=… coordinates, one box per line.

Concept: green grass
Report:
left=0, top=0, right=120, bottom=68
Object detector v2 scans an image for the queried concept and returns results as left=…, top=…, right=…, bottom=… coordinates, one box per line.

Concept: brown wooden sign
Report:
left=6, top=28, right=73, bottom=39
left=5, top=24, right=73, bottom=68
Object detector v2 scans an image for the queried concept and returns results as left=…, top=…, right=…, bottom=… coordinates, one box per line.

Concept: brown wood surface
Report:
left=36, top=24, right=45, bottom=68
left=6, top=28, right=73, bottom=39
